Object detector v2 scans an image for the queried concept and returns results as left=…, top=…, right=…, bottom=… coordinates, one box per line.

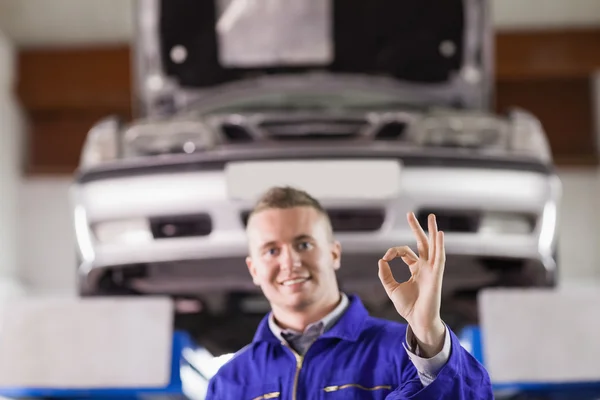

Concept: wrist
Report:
left=410, top=319, right=446, bottom=358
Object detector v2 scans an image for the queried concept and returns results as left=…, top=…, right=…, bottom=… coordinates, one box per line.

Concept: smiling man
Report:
left=205, top=186, right=493, bottom=399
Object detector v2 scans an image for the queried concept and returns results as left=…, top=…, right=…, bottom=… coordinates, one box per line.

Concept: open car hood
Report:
left=133, top=0, right=493, bottom=117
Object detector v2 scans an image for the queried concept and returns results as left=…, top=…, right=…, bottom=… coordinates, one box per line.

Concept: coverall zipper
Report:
left=282, top=342, right=304, bottom=400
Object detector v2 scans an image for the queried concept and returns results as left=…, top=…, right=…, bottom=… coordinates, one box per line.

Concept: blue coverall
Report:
left=206, top=295, right=493, bottom=399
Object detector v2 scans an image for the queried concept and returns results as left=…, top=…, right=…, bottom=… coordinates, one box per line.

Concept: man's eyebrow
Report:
left=259, top=241, right=278, bottom=250
left=294, top=234, right=314, bottom=242
left=259, top=235, right=314, bottom=249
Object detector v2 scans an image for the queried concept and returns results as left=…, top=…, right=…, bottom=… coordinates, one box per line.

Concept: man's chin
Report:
left=278, top=293, right=315, bottom=312
left=262, top=283, right=318, bottom=311
left=285, top=292, right=312, bottom=306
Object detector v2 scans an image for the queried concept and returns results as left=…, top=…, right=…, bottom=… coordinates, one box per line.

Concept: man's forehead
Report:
left=247, top=206, right=327, bottom=240
left=249, top=206, right=320, bottom=224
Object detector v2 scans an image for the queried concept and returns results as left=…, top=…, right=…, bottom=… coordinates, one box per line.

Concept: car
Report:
left=71, top=0, right=561, bottom=352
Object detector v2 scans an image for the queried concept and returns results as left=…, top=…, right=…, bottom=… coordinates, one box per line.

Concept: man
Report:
left=206, top=186, right=493, bottom=399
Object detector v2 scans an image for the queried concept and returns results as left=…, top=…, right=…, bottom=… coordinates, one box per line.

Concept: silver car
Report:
left=71, top=0, right=560, bottom=347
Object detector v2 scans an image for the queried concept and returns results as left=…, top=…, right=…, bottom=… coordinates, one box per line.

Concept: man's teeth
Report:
left=282, top=278, right=308, bottom=286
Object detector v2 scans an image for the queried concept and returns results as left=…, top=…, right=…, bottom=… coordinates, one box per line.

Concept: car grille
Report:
left=327, top=208, right=386, bottom=232
left=259, top=118, right=368, bottom=140
left=416, top=209, right=480, bottom=233
left=219, top=119, right=409, bottom=143
left=221, top=123, right=254, bottom=143
left=150, top=214, right=213, bottom=238
left=241, top=208, right=385, bottom=232
left=374, top=121, right=407, bottom=140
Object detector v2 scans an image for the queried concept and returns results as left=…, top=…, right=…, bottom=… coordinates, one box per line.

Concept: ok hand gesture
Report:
left=377, top=212, right=446, bottom=357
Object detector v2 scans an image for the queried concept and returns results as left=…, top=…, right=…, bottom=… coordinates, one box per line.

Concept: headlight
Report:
left=93, top=219, right=153, bottom=245
left=122, top=118, right=216, bottom=157
left=411, top=108, right=553, bottom=163
left=412, top=110, right=510, bottom=150
left=508, top=108, right=553, bottom=163
left=73, top=205, right=95, bottom=263
left=79, top=116, right=122, bottom=168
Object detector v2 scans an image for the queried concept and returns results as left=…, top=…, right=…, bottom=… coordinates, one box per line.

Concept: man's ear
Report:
left=331, top=240, right=342, bottom=271
left=246, top=256, right=261, bottom=286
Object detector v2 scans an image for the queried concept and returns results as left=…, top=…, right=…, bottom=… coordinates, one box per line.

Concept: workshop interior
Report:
left=0, top=0, right=599, bottom=398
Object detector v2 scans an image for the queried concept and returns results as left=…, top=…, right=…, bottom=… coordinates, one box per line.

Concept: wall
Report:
left=556, top=168, right=600, bottom=284
left=492, top=0, right=600, bottom=30
left=0, top=0, right=600, bottom=48
left=18, top=177, right=77, bottom=296
left=0, top=0, right=134, bottom=47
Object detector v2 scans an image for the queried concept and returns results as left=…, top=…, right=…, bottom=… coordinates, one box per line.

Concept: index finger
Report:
left=382, top=245, right=419, bottom=263
left=382, top=245, right=419, bottom=275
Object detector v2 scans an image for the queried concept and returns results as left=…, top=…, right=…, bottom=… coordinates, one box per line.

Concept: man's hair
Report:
left=247, top=186, right=333, bottom=234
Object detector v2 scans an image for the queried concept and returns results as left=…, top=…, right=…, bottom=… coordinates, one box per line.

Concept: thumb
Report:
left=378, top=259, right=399, bottom=295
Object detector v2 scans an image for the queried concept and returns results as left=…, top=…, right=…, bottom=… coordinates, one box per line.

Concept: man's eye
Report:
left=266, top=248, right=279, bottom=256
left=298, top=242, right=312, bottom=251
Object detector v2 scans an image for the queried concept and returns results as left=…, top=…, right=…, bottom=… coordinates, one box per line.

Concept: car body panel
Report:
left=74, top=145, right=561, bottom=306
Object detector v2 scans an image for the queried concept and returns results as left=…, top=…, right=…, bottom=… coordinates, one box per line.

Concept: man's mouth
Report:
left=280, top=277, right=310, bottom=286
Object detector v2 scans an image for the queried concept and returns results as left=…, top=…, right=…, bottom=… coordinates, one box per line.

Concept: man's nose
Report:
left=280, top=246, right=301, bottom=270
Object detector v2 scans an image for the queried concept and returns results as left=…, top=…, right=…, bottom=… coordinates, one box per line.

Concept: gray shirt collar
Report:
left=268, top=292, right=349, bottom=352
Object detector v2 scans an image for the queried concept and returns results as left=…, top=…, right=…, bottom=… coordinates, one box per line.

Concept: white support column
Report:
left=592, top=70, right=600, bottom=160
left=592, top=70, right=600, bottom=281
left=0, top=30, right=27, bottom=299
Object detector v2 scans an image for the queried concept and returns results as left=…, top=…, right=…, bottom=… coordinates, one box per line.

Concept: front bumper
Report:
left=72, top=148, right=561, bottom=301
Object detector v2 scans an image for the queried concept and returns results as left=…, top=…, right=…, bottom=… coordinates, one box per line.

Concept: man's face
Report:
left=245, top=206, right=341, bottom=312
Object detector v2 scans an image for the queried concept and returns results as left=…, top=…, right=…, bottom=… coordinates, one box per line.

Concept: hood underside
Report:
left=158, top=0, right=466, bottom=87
left=133, top=0, right=491, bottom=117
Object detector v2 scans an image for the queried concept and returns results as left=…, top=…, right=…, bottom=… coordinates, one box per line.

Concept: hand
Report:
left=378, top=212, right=446, bottom=358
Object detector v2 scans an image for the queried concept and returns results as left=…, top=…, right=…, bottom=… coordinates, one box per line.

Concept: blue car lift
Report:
left=0, top=326, right=599, bottom=400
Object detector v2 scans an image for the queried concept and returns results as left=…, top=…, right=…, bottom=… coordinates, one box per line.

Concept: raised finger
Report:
left=407, top=212, right=429, bottom=260
left=428, top=214, right=438, bottom=263
left=434, top=231, right=446, bottom=275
